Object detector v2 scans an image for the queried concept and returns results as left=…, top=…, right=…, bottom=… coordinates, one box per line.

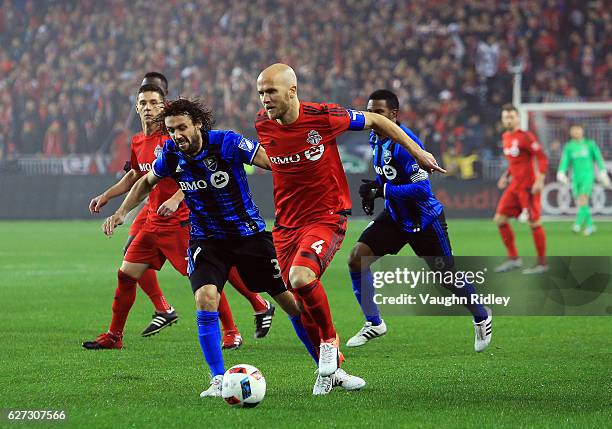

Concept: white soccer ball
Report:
left=221, top=364, right=266, bottom=407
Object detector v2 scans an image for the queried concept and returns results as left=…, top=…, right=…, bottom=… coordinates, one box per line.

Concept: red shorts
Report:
left=128, top=203, right=149, bottom=236
left=124, top=223, right=189, bottom=274
left=272, top=215, right=347, bottom=287
left=496, top=188, right=541, bottom=221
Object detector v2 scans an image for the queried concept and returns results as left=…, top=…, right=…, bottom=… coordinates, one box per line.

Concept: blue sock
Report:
left=196, top=310, right=225, bottom=377
left=445, top=280, right=488, bottom=323
left=349, top=270, right=382, bottom=326
left=289, top=315, right=318, bottom=364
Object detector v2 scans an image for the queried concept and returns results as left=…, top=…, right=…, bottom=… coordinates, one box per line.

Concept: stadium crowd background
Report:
left=0, top=0, right=609, bottom=177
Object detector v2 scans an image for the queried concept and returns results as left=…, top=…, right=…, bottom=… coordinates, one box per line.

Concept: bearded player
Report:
left=494, top=104, right=549, bottom=274
left=83, top=83, right=274, bottom=349
left=255, top=63, right=444, bottom=393
left=556, top=123, right=611, bottom=235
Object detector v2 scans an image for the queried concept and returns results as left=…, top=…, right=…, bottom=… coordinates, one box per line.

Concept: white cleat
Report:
left=318, top=341, right=339, bottom=377
left=200, top=375, right=223, bottom=398
left=473, top=307, right=492, bottom=353
left=346, top=320, right=388, bottom=347
left=522, top=265, right=549, bottom=274
left=312, top=373, right=333, bottom=396
left=331, top=368, right=366, bottom=391
left=494, top=258, right=523, bottom=273
left=583, top=225, right=596, bottom=236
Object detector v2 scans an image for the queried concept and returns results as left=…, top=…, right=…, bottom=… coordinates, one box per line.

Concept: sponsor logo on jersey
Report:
left=383, top=149, right=392, bottom=164
left=375, top=164, right=397, bottom=180
left=139, top=162, right=153, bottom=172
left=154, top=145, right=163, bottom=158
left=270, top=154, right=301, bottom=164
left=306, top=130, right=322, bottom=145
left=238, top=137, right=255, bottom=152
left=504, top=139, right=520, bottom=157
left=210, top=171, right=230, bottom=188
left=179, top=180, right=208, bottom=191
left=204, top=156, right=217, bottom=171
left=304, top=145, right=325, bottom=161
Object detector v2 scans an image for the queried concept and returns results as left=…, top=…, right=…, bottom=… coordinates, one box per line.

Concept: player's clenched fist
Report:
left=102, top=212, right=125, bottom=236
left=89, top=194, right=109, bottom=213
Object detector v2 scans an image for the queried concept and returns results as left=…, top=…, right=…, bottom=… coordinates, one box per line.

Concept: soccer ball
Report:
left=221, top=364, right=266, bottom=407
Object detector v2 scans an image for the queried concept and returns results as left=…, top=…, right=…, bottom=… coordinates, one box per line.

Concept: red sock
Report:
left=498, top=223, right=519, bottom=259
left=531, top=225, right=547, bottom=265
left=138, top=269, right=171, bottom=312
left=109, top=270, right=138, bottom=336
left=293, top=292, right=321, bottom=354
left=293, top=279, right=336, bottom=342
left=228, top=267, right=268, bottom=313
left=217, top=291, right=238, bottom=334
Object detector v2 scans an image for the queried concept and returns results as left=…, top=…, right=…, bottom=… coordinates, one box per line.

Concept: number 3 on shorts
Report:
left=311, top=240, right=325, bottom=255
left=271, top=258, right=282, bottom=278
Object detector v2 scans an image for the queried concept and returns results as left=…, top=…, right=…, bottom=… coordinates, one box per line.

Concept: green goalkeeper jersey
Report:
left=558, top=139, right=606, bottom=182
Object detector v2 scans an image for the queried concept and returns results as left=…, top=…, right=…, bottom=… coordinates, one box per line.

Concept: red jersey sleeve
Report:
left=324, top=103, right=351, bottom=139
left=523, top=131, right=548, bottom=174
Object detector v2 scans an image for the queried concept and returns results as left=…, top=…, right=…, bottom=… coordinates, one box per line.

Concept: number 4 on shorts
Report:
left=311, top=240, right=325, bottom=255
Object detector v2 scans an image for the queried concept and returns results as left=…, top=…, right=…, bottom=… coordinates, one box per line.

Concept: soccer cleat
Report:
left=331, top=368, right=366, bottom=391
left=473, top=307, right=492, bottom=352
left=583, top=225, right=596, bottom=236
left=312, top=373, right=333, bottom=396
left=346, top=320, right=387, bottom=347
left=494, top=258, right=523, bottom=273
left=200, top=375, right=223, bottom=398
left=522, top=265, right=549, bottom=274
left=82, top=332, right=123, bottom=350
left=254, top=301, right=275, bottom=338
left=572, top=224, right=581, bottom=233
left=222, top=331, right=243, bottom=350
left=141, top=308, right=178, bottom=337
left=318, top=339, right=340, bottom=377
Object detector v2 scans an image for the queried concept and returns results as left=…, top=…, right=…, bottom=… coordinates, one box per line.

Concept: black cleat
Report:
left=141, top=309, right=178, bottom=337
left=254, top=301, right=275, bottom=338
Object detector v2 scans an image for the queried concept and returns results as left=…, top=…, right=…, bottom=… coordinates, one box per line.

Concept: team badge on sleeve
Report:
left=238, top=137, right=255, bottom=152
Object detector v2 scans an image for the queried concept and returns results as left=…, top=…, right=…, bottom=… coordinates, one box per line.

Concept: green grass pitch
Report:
left=1, top=219, right=610, bottom=428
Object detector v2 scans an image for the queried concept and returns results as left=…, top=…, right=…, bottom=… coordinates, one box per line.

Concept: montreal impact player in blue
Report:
left=102, top=98, right=364, bottom=397
left=345, top=90, right=493, bottom=352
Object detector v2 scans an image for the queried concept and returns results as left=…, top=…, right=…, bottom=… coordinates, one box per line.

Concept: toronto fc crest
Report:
left=306, top=130, right=322, bottom=145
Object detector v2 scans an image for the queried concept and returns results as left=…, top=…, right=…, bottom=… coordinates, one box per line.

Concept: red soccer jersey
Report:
left=502, top=129, right=548, bottom=190
left=255, top=102, right=352, bottom=228
left=130, top=131, right=189, bottom=227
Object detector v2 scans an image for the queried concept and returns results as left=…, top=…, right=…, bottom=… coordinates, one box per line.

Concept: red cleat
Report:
left=222, top=331, right=243, bottom=350
left=82, top=332, right=123, bottom=350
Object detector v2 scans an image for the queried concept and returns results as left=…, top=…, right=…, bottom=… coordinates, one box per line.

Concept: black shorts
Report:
left=358, top=209, right=454, bottom=270
left=187, top=231, right=287, bottom=296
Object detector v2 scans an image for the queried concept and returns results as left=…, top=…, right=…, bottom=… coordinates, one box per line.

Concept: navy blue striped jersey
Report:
left=369, top=124, right=443, bottom=232
left=152, top=129, right=266, bottom=240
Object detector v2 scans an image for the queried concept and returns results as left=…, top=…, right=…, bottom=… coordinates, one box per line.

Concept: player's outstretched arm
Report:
left=102, top=171, right=160, bottom=236
left=361, top=112, right=446, bottom=174
left=158, top=190, right=185, bottom=217
left=89, top=169, right=140, bottom=213
left=251, top=146, right=272, bottom=170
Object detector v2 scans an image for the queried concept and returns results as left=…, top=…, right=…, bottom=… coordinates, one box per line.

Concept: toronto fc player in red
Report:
left=494, top=104, right=549, bottom=274
left=255, top=63, right=444, bottom=393
left=84, top=81, right=273, bottom=349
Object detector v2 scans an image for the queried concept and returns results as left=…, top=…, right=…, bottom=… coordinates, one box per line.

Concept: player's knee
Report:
left=493, top=213, right=507, bottom=226
left=288, top=266, right=316, bottom=289
left=348, top=243, right=374, bottom=272
left=529, top=221, right=541, bottom=229
left=194, top=284, right=219, bottom=311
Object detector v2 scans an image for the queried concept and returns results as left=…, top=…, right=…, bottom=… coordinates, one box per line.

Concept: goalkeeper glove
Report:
left=598, top=170, right=611, bottom=188
left=556, top=171, right=569, bottom=185
left=359, top=179, right=383, bottom=216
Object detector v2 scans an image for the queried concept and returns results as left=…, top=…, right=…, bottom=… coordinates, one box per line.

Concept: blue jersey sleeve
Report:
left=221, top=131, right=260, bottom=165
left=346, top=109, right=366, bottom=131
left=152, top=140, right=179, bottom=178
left=384, top=180, right=431, bottom=201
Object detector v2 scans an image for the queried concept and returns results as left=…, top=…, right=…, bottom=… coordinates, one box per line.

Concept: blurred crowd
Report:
left=0, top=0, right=610, bottom=174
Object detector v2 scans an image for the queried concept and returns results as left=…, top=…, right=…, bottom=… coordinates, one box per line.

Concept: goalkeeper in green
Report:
left=557, top=124, right=610, bottom=235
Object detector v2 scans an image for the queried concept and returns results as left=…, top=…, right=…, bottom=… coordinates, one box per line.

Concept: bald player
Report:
left=255, top=63, right=444, bottom=394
